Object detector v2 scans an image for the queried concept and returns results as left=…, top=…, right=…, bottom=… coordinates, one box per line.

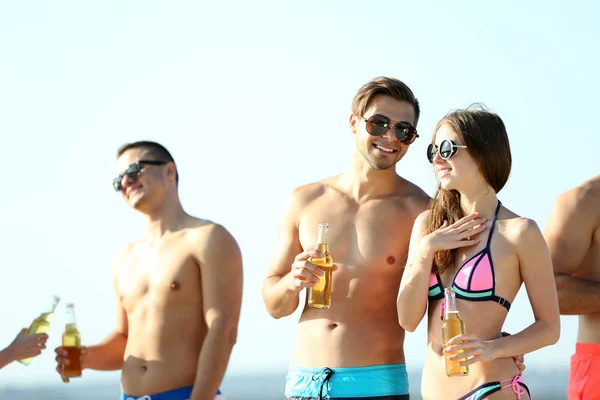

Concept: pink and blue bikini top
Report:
left=428, top=201, right=511, bottom=312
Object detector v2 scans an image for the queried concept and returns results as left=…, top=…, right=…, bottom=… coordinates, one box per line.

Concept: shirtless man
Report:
left=55, top=141, right=242, bottom=400
left=544, top=175, right=600, bottom=400
left=262, top=77, right=429, bottom=399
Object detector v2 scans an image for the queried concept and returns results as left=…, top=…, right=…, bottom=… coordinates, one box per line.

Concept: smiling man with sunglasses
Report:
left=262, top=77, right=430, bottom=399
left=55, top=141, right=241, bottom=400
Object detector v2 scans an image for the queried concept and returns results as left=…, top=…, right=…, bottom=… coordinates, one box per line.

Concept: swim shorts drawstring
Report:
left=312, top=367, right=334, bottom=399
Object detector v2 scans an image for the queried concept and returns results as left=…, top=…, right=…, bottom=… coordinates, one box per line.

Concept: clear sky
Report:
left=0, top=0, right=598, bottom=389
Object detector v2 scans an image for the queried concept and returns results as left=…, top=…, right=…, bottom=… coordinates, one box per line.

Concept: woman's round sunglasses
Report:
left=113, top=160, right=167, bottom=192
left=427, top=139, right=467, bottom=163
left=362, top=114, right=419, bottom=145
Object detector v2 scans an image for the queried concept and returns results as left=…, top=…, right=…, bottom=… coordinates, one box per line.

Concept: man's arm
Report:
left=81, top=291, right=128, bottom=371
left=261, top=188, right=308, bottom=319
left=190, top=224, right=243, bottom=400
left=56, top=252, right=129, bottom=382
left=544, top=184, right=600, bottom=315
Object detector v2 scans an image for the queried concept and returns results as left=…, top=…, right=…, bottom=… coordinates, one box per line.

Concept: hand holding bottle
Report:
left=289, top=249, right=338, bottom=290
left=444, top=334, right=498, bottom=366
left=55, top=302, right=84, bottom=382
left=5, top=329, right=48, bottom=361
left=55, top=345, right=88, bottom=383
left=18, top=295, right=60, bottom=365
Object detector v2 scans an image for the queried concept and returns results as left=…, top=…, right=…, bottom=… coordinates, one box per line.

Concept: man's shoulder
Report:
left=116, top=240, right=140, bottom=258
left=288, top=175, right=341, bottom=206
left=183, top=216, right=235, bottom=244
left=558, top=176, right=600, bottom=214
left=394, top=177, right=431, bottom=209
left=184, top=218, right=241, bottom=264
left=392, top=174, right=428, bottom=195
left=574, top=175, right=600, bottom=202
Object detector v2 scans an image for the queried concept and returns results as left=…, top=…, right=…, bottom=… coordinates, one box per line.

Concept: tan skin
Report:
left=54, top=148, right=243, bottom=400
left=397, top=124, right=560, bottom=399
left=0, top=329, right=48, bottom=369
left=544, top=175, right=600, bottom=344
left=262, top=95, right=431, bottom=369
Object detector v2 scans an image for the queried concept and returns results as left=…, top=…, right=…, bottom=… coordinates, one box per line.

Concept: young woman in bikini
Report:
left=397, top=106, right=560, bottom=399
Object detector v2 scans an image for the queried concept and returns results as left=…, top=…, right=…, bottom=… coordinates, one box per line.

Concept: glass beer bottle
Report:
left=61, top=302, right=82, bottom=378
left=441, top=287, right=469, bottom=377
left=308, top=222, right=333, bottom=309
left=19, top=295, right=61, bottom=365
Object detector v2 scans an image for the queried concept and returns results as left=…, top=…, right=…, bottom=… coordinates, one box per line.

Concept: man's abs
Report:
left=121, top=355, right=199, bottom=397
left=290, top=303, right=406, bottom=368
left=121, top=307, right=206, bottom=395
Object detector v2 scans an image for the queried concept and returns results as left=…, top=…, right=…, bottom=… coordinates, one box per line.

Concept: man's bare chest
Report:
left=298, top=202, right=415, bottom=270
left=117, top=247, right=201, bottom=311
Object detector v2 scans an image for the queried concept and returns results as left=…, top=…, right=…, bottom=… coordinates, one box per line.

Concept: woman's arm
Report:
left=397, top=211, right=434, bottom=332
left=492, top=219, right=560, bottom=356
left=446, top=218, right=560, bottom=364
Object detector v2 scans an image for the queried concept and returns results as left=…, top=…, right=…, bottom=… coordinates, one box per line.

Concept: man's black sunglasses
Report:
left=113, top=160, right=167, bottom=192
left=362, top=114, right=419, bottom=145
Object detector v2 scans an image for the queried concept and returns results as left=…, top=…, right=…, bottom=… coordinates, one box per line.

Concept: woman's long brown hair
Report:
left=428, top=106, right=512, bottom=274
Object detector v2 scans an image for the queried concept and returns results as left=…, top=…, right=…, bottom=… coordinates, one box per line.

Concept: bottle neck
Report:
left=317, top=224, right=329, bottom=245
left=66, top=307, right=77, bottom=325
left=444, top=292, right=459, bottom=316
left=44, top=296, right=61, bottom=314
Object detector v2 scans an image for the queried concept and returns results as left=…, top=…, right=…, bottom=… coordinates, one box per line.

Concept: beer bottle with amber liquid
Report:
left=61, top=302, right=82, bottom=378
left=18, top=295, right=61, bottom=365
left=307, top=222, right=333, bottom=309
left=441, top=287, right=469, bottom=377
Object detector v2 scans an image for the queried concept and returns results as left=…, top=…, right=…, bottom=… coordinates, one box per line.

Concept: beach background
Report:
left=0, top=1, right=597, bottom=400
left=0, top=367, right=570, bottom=399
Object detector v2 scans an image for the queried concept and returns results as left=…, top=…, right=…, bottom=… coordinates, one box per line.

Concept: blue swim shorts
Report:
left=285, top=363, right=409, bottom=399
left=120, top=385, right=225, bottom=400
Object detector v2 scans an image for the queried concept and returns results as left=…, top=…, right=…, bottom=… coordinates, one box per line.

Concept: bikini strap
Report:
left=500, top=375, right=527, bottom=400
left=490, top=295, right=511, bottom=311
left=486, top=200, right=502, bottom=247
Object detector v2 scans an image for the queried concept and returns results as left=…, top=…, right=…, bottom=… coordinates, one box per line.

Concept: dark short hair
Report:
left=117, top=140, right=179, bottom=184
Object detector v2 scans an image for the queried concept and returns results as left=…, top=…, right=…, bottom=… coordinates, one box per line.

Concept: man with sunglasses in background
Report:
left=55, top=141, right=241, bottom=400
left=544, top=175, right=600, bottom=400
left=262, top=77, right=429, bottom=399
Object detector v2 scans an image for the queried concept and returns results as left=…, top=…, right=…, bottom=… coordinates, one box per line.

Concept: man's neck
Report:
left=141, top=197, right=188, bottom=239
left=338, top=155, right=400, bottom=201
